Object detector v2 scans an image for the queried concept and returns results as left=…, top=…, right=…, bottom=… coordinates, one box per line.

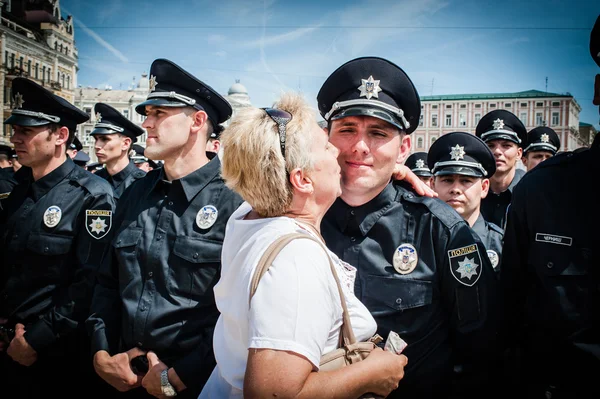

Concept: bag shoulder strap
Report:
left=248, top=232, right=357, bottom=346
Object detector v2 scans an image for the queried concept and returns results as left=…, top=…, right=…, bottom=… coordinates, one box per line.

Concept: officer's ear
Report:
left=54, top=126, right=70, bottom=147
left=189, top=109, right=209, bottom=136
left=396, top=132, right=411, bottom=164
left=480, top=178, right=490, bottom=199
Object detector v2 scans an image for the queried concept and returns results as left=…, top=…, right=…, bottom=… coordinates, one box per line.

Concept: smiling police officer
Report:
left=0, top=77, right=115, bottom=398
left=87, top=59, right=243, bottom=399
left=319, top=57, right=499, bottom=399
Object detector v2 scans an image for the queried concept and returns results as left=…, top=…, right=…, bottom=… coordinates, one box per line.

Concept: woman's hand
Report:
left=362, top=347, right=408, bottom=397
left=392, top=164, right=437, bottom=197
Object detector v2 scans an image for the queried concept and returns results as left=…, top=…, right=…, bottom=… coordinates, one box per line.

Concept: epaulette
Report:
left=133, top=169, right=146, bottom=179
left=487, top=221, right=504, bottom=235
left=394, top=182, right=464, bottom=229
left=70, top=166, right=113, bottom=197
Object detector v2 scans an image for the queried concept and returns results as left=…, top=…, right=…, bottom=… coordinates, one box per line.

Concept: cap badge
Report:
left=486, top=250, right=499, bottom=269
left=541, top=133, right=549, bottom=143
left=43, top=205, right=62, bottom=228
left=450, top=144, right=466, bottom=161
left=95, top=112, right=102, bottom=122
left=358, top=75, right=382, bottom=100
left=149, top=75, right=158, bottom=92
left=492, top=118, right=505, bottom=130
left=196, top=205, right=218, bottom=229
left=415, top=159, right=425, bottom=168
left=393, top=243, right=418, bottom=275
left=12, top=92, right=24, bottom=109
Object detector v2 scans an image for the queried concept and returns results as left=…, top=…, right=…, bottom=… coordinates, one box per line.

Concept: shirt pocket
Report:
left=168, top=236, right=222, bottom=302
left=113, top=227, right=143, bottom=285
left=25, top=232, right=74, bottom=280
left=362, top=275, right=433, bottom=317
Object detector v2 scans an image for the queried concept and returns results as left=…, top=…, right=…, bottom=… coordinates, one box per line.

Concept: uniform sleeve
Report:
left=440, top=221, right=500, bottom=393
left=24, top=190, right=116, bottom=352
left=86, top=194, right=130, bottom=356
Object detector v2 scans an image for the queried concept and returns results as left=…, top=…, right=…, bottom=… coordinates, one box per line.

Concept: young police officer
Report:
left=319, top=57, right=498, bottom=399
left=476, top=109, right=527, bottom=229
left=404, top=151, right=433, bottom=188
left=91, top=103, right=146, bottom=199
left=87, top=59, right=243, bottom=398
left=521, top=126, right=561, bottom=171
left=499, top=15, right=600, bottom=398
left=0, top=77, right=115, bottom=398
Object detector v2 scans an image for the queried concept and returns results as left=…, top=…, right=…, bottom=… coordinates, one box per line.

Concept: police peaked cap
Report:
left=317, top=57, right=421, bottom=134
left=135, top=58, right=233, bottom=126
left=0, top=144, right=12, bottom=156
left=591, top=15, right=600, bottom=68
left=69, top=135, right=83, bottom=151
left=86, top=162, right=104, bottom=172
left=92, top=103, right=144, bottom=142
left=404, top=152, right=432, bottom=177
left=475, top=109, right=527, bottom=147
left=130, top=143, right=158, bottom=168
left=4, top=77, right=89, bottom=132
left=524, top=126, right=560, bottom=155
left=428, top=131, right=496, bottom=178
left=210, top=123, right=224, bottom=139
left=73, top=150, right=90, bottom=164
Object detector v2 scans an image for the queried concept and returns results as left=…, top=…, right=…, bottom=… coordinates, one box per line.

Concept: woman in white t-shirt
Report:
left=198, top=93, right=408, bottom=399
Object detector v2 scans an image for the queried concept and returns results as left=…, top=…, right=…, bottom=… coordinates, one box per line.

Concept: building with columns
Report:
left=0, top=0, right=78, bottom=145
left=413, top=90, right=588, bottom=153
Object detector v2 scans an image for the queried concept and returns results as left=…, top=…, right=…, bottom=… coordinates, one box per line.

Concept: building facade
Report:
left=0, top=0, right=78, bottom=144
left=413, top=90, right=585, bottom=153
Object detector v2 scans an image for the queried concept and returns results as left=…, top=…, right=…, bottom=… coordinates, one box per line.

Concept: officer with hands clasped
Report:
left=0, top=77, right=116, bottom=398
left=428, top=131, right=504, bottom=274
left=91, top=103, right=146, bottom=199
left=86, top=58, right=244, bottom=398
left=318, top=57, right=499, bottom=399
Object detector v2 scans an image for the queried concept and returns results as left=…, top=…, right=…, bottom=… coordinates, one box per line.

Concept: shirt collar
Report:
left=157, top=157, right=222, bottom=202
left=507, top=168, right=525, bottom=192
left=110, top=161, right=138, bottom=188
left=31, top=158, right=75, bottom=201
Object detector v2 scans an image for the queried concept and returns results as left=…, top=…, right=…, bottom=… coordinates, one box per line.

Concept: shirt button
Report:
left=117, top=239, right=122, bottom=244
left=193, top=253, right=199, bottom=259
left=547, top=262, right=554, bottom=269
left=148, top=272, right=153, bottom=278
left=350, top=237, right=356, bottom=242
left=396, top=298, right=402, bottom=305
left=168, top=201, right=173, bottom=206
left=350, top=210, right=355, bottom=216
left=140, top=306, right=146, bottom=312
left=44, top=247, right=49, bottom=253
left=157, top=235, right=162, bottom=241
left=137, top=342, right=143, bottom=347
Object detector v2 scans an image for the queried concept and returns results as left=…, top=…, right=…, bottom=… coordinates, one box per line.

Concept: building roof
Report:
left=580, top=122, right=593, bottom=127
left=420, top=89, right=572, bottom=102
left=228, top=80, right=248, bottom=95
left=76, top=88, right=138, bottom=103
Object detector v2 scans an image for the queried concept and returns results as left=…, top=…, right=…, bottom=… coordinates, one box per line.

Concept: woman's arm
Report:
left=244, top=347, right=407, bottom=399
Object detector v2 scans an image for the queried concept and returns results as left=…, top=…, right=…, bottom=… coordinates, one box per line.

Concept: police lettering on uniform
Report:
left=87, top=58, right=244, bottom=399
left=521, top=126, right=561, bottom=171
left=318, top=57, right=499, bottom=399
left=404, top=151, right=433, bottom=188
left=499, top=15, right=600, bottom=399
left=476, top=109, right=527, bottom=229
left=428, top=132, right=503, bottom=274
left=91, top=103, right=146, bottom=199
left=0, top=77, right=116, bottom=398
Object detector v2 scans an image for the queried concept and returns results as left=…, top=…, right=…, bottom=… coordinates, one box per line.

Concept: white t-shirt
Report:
left=199, top=202, right=377, bottom=399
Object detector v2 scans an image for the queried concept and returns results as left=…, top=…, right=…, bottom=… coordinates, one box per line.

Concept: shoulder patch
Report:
left=86, top=209, right=112, bottom=239
left=448, top=243, right=483, bottom=287
left=0, top=192, right=10, bottom=200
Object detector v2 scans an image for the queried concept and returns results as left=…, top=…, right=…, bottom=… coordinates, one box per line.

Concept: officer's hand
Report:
left=93, top=348, right=145, bottom=392
left=392, top=164, right=437, bottom=197
left=142, top=351, right=168, bottom=398
left=363, top=347, right=408, bottom=397
left=6, top=323, right=37, bottom=366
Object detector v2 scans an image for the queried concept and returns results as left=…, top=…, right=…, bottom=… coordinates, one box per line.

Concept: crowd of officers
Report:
left=0, top=16, right=598, bottom=399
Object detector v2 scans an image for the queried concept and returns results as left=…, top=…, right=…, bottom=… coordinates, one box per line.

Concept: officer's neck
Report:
left=162, top=150, right=210, bottom=181
left=489, top=167, right=516, bottom=194
left=105, top=154, right=130, bottom=176
left=32, top=152, right=67, bottom=181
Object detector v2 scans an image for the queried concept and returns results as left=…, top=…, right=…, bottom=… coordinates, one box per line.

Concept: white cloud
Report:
left=215, top=51, right=227, bottom=58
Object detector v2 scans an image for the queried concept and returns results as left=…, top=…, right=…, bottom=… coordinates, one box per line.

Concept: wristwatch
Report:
left=160, top=369, right=178, bottom=397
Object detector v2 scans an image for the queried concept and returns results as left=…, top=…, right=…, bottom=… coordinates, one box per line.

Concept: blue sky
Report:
left=61, top=0, right=600, bottom=128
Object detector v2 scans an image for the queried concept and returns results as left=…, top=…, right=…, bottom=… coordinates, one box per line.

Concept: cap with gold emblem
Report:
left=92, top=103, right=144, bottom=142
left=428, top=131, right=496, bottom=178
left=4, top=78, right=89, bottom=132
left=68, top=136, right=83, bottom=152
left=135, top=58, right=232, bottom=127
left=317, top=57, right=421, bottom=133
left=404, top=152, right=432, bottom=177
left=475, top=109, right=527, bottom=147
left=523, top=126, right=560, bottom=155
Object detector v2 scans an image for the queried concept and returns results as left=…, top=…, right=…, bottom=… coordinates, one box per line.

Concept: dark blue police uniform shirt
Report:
left=87, top=156, right=243, bottom=393
left=472, top=213, right=503, bottom=276
left=480, top=168, right=525, bottom=229
left=95, top=160, right=145, bottom=200
left=322, top=181, right=499, bottom=398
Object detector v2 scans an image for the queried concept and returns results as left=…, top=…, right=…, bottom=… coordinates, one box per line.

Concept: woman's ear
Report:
left=288, top=167, right=313, bottom=195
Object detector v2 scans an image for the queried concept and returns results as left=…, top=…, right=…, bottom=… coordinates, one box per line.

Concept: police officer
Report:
left=476, top=109, right=527, bottom=229
left=404, top=151, right=433, bottom=188
left=86, top=162, right=104, bottom=174
left=499, top=15, right=600, bottom=399
left=10, top=150, right=22, bottom=173
left=66, top=135, right=83, bottom=159
left=206, top=123, right=223, bottom=160
left=0, top=77, right=116, bottom=398
left=130, top=143, right=158, bottom=172
left=0, top=145, right=17, bottom=210
left=87, top=58, right=244, bottom=399
left=521, top=126, right=561, bottom=171
left=428, top=132, right=503, bottom=273
left=319, top=57, right=498, bottom=399
left=73, top=150, right=90, bottom=168
left=91, top=103, right=146, bottom=199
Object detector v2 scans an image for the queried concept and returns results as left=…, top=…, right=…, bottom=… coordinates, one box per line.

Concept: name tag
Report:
left=535, top=233, right=572, bottom=246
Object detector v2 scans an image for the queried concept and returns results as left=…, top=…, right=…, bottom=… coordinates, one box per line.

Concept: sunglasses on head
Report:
left=262, top=108, right=292, bottom=158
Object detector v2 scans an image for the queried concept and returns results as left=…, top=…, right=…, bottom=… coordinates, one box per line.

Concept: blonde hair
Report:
left=221, top=92, right=318, bottom=217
